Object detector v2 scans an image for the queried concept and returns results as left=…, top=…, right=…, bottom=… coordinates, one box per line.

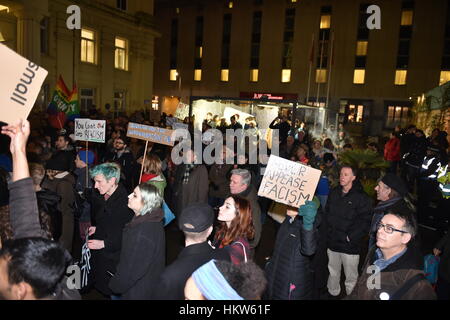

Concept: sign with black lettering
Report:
left=74, top=118, right=106, bottom=143
left=258, top=155, right=322, bottom=208
left=0, top=43, right=48, bottom=124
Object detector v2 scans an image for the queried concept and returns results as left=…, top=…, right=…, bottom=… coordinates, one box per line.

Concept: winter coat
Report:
left=173, top=164, right=209, bottom=216
left=90, top=184, right=134, bottom=296
left=36, top=188, right=62, bottom=240
left=265, top=212, right=320, bottom=300
left=234, top=186, right=262, bottom=248
left=435, top=225, right=450, bottom=283
left=108, top=208, right=165, bottom=300
left=347, top=246, right=436, bottom=300
left=384, top=137, right=401, bottom=162
left=8, top=178, right=80, bottom=300
left=213, top=236, right=251, bottom=265
left=208, top=164, right=233, bottom=199
left=326, top=182, right=373, bottom=254
left=154, top=242, right=230, bottom=300
left=41, top=172, right=76, bottom=253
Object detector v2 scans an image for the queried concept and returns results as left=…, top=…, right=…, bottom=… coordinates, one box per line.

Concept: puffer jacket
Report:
left=347, top=245, right=436, bottom=300
left=326, top=181, right=372, bottom=254
left=265, top=209, right=320, bottom=300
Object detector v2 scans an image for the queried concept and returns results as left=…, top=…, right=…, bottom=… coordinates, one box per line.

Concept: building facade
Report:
left=0, top=0, right=158, bottom=116
left=153, top=0, right=450, bottom=136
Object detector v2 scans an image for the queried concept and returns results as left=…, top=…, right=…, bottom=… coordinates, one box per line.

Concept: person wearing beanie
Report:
left=184, top=259, right=267, bottom=300
left=41, top=153, right=76, bottom=253
left=154, top=203, right=230, bottom=300
left=369, top=173, right=413, bottom=249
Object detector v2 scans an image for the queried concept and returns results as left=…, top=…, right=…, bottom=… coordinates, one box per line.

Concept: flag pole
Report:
left=306, top=33, right=314, bottom=106
left=325, top=32, right=334, bottom=110
left=316, top=31, right=326, bottom=107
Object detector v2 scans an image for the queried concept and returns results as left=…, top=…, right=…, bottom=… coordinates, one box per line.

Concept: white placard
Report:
left=75, top=119, right=106, bottom=143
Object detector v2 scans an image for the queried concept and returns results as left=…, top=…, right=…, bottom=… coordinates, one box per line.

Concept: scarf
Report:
left=183, top=164, right=195, bottom=184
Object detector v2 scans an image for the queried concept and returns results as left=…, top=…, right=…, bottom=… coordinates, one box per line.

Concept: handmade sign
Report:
left=0, top=43, right=48, bottom=124
left=74, top=119, right=106, bottom=143
left=127, top=122, right=175, bottom=146
left=258, top=155, right=322, bottom=208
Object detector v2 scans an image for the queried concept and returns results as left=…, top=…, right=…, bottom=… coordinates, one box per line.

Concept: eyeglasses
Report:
left=377, top=222, right=409, bottom=234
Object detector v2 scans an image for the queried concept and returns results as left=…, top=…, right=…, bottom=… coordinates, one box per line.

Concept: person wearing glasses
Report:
left=102, top=136, right=136, bottom=192
left=347, top=210, right=436, bottom=300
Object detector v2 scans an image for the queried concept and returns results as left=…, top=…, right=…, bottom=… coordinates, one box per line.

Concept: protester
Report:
left=42, top=154, right=76, bottom=253
left=229, top=169, right=262, bottom=249
left=140, top=153, right=167, bottom=196
left=172, top=149, right=209, bottom=216
left=326, top=166, right=372, bottom=297
left=269, top=115, right=290, bottom=144
left=108, top=183, right=165, bottom=299
left=0, top=119, right=80, bottom=300
left=208, top=147, right=233, bottom=208
left=384, top=131, right=401, bottom=174
left=154, top=203, right=230, bottom=300
left=265, top=199, right=320, bottom=300
left=88, top=162, right=134, bottom=298
left=184, top=259, right=267, bottom=300
left=213, top=196, right=255, bottom=264
left=347, top=210, right=436, bottom=300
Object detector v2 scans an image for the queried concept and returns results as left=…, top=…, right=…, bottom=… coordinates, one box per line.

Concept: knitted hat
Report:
left=381, top=173, right=408, bottom=197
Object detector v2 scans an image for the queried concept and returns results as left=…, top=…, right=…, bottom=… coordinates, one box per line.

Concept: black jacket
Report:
left=265, top=212, right=320, bottom=300
left=326, top=182, right=373, bottom=254
left=90, top=184, right=134, bottom=296
left=36, top=188, right=62, bottom=240
left=109, top=209, right=166, bottom=299
left=102, top=150, right=136, bottom=192
left=154, top=242, right=230, bottom=300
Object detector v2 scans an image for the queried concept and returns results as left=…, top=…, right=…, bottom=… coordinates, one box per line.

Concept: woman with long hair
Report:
left=213, top=196, right=255, bottom=265
left=140, top=153, right=167, bottom=196
left=108, top=183, right=165, bottom=299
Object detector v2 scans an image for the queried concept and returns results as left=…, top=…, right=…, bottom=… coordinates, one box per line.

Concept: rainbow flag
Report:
left=47, top=76, right=80, bottom=129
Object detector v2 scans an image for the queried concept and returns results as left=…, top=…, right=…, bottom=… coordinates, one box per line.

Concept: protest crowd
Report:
left=0, top=107, right=449, bottom=301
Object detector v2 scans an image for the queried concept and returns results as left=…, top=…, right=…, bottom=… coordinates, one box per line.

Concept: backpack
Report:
left=423, top=254, right=440, bottom=286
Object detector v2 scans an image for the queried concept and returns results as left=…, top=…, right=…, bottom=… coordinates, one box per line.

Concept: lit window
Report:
left=194, top=69, right=202, bottom=81
left=386, top=105, right=410, bottom=128
left=170, top=69, right=178, bottom=81
left=281, top=69, right=291, bottom=83
left=439, top=71, right=450, bottom=85
left=250, top=69, right=259, bottom=82
left=81, top=28, right=96, bottom=64
left=401, top=10, right=413, bottom=26
left=353, top=69, right=365, bottom=84
left=315, top=69, right=327, bottom=83
left=395, top=70, right=407, bottom=85
left=221, top=69, right=229, bottom=82
left=291, top=0, right=298, bottom=3
left=199, top=46, right=203, bottom=58
left=320, top=15, right=331, bottom=29
left=228, top=1, right=233, bottom=9
left=115, top=37, right=129, bottom=71
left=176, top=8, right=180, bottom=14
left=348, top=104, right=364, bottom=123
left=356, top=41, right=368, bottom=56
left=0, top=5, right=9, bottom=12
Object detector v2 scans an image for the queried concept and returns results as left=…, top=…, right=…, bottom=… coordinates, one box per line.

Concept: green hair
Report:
left=90, top=162, right=121, bottom=184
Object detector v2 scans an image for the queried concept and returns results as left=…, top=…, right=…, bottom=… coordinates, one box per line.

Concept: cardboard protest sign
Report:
left=173, top=122, right=189, bottom=131
left=0, top=43, right=48, bottom=124
left=258, top=155, right=322, bottom=208
left=74, top=119, right=106, bottom=143
left=166, top=117, right=177, bottom=127
left=127, top=122, right=175, bottom=146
